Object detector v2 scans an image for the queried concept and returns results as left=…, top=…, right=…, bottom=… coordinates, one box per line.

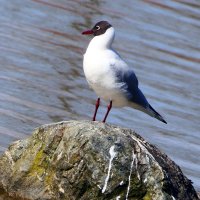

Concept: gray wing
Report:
left=115, top=69, right=149, bottom=108
left=115, top=69, right=167, bottom=123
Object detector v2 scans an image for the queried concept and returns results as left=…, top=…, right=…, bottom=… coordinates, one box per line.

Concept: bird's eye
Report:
left=96, top=26, right=100, bottom=30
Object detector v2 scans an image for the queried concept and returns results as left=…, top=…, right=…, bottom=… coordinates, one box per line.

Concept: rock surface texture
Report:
left=0, top=121, right=199, bottom=200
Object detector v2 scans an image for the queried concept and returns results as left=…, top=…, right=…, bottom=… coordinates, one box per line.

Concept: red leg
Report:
left=93, top=98, right=100, bottom=121
left=102, top=100, right=112, bottom=123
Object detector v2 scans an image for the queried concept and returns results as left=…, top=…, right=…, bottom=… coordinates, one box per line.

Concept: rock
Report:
left=0, top=121, right=199, bottom=200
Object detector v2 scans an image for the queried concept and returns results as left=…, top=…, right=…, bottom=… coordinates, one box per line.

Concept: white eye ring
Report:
left=96, top=26, right=100, bottom=30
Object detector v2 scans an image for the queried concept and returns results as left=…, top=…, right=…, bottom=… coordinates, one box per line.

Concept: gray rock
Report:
left=0, top=121, right=198, bottom=200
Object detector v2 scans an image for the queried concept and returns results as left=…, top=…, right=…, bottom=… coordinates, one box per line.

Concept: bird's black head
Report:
left=82, top=21, right=112, bottom=36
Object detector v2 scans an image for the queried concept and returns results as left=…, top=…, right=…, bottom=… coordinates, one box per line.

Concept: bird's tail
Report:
left=147, top=104, right=167, bottom=124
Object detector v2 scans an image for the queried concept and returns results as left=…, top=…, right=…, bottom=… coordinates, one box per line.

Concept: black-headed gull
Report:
left=82, top=21, right=167, bottom=124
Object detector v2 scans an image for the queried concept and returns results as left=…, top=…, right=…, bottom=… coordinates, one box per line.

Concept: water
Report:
left=0, top=0, right=200, bottom=191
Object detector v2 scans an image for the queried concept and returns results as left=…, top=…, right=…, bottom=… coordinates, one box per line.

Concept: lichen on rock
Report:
left=0, top=121, right=199, bottom=200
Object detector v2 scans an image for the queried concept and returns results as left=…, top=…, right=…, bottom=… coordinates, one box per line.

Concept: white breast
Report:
left=83, top=51, right=129, bottom=107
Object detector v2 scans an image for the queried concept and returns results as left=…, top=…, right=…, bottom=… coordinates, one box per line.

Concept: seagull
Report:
left=82, top=21, right=167, bottom=124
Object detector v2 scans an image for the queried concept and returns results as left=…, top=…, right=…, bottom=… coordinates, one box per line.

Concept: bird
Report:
left=82, top=21, right=167, bottom=124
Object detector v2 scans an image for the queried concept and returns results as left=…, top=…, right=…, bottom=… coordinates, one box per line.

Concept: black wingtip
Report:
left=148, top=104, right=167, bottom=124
left=157, top=115, right=167, bottom=124
left=161, top=118, right=167, bottom=124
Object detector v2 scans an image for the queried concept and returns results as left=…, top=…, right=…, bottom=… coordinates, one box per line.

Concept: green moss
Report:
left=128, top=176, right=146, bottom=198
left=28, top=144, right=49, bottom=177
left=29, top=144, right=56, bottom=187
left=26, top=132, right=59, bottom=188
left=45, top=169, right=55, bottom=187
left=143, top=191, right=152, bottom=200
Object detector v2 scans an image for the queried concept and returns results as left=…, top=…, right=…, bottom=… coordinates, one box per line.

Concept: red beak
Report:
left=82, top=30, right=94, bottom=35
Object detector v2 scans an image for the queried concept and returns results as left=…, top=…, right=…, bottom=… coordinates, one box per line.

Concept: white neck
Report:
left=86, top=27, right=115, bottom=52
